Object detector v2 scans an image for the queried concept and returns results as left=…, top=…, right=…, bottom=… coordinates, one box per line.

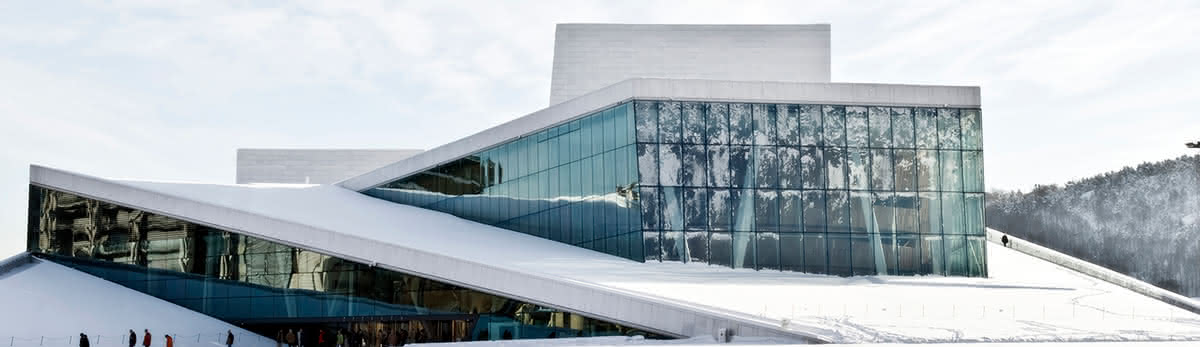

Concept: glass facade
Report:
left=635, top=102, right=986, bottom=276
left=364, top=100, right=986, bottom=277
left=366, top=103, right=642, bottom=260
left=28, top=186, right=663, bottom=342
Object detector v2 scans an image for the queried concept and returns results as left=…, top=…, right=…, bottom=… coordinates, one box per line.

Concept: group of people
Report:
left=77, top=329, right=237, bottom=347
left=275, top=327, right=428, bottom=347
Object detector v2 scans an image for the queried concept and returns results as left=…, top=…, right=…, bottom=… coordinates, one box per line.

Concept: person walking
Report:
left=336, top=330, right=345, bottom=347
left=226, top=330, right=235, bottom=347
left=318, top=330, right=326, bottom=347
left=142, top=330, right=152, bottom=347
left=275, top=330, right=283, bottom=347
left=285, top=329, right=296, bottom=347
left=79, top=333, right=90, bottom=347
left=165, top=335, right=173, bottom=347
left=128, top=330, right=137, bottom=347
left=297, top=329, right=304, bottom=347
left=386, top=329, right=397, bottom=347
left=1001, top=234, right=1010, bottom=248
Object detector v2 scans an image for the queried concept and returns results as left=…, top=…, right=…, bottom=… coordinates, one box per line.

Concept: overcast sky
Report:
left=2, top=1, right=1198, bottom=259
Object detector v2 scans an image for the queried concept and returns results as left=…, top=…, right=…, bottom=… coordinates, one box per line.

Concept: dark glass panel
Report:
left=777, top=104, right=799, bottom=146
left=797, top=105, right=822, bottom=146
left=729, top=103, right=753, bottom=145
left=682, top=102, right=705, bottom=144
left=658, top=101, right=682, bottom=144
left=756, top=233, right=780, bottom=271
left=845, top=106, right=868, bottom=148
left=753, top=146, right=778, bottom=189
left=822, top=105, right=846, bottom=147
left=752, top=104, right=776, bottom=145
left=778, top=147, right=802, bottom=189
left=732, top=232, right=756, bottom=269
left=705, top=103, right=729, bottom=145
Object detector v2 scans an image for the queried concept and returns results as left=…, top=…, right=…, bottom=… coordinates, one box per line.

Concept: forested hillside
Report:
left=987, top=155, right=1200, bottom=296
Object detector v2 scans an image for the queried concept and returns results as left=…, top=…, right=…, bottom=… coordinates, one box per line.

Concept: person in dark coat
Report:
left=128, top=330, right=137, bottom=347
left=226, top=330, right=235, bottom=347
left=397, top=328, right=407, bottom=346
left=79, top=333, right=90, bottom=347
left=142, top=330, right=152, bottom=347
left=1001, top=234, right=1010, bottom=247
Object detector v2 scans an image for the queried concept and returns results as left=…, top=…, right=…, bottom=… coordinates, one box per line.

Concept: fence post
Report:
left=40, top=336, right=43, bottom=346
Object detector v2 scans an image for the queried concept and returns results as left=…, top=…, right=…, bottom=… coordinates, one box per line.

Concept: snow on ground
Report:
left=102, top=179, right=1200, bottom=343
left=0, top=255, right=271, bottom=347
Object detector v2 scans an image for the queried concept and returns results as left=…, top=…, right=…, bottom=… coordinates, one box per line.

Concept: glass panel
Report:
left=941, top=191, right=965, bottom=234
left=754, top=190, right=779, bottom=232
left=868, top=106, right=892, bottom=148
left=916, top=149, right=939, bottom=192
left=802, top=190, right=827, bottom=234
left=914, top=108, right=937, bottom=149
left=895, top=192, right=919, bottom=234
left=961, top=109, right=983, bottom=150
left=940, top=150, right=963, bottom=192
left=803, top=233, right=827, bottom=274
left=686, top=231, right=708, bottom=263
left=732, top=232, right=756, bottom=269
left=707, top=145, right=731, bottom=187
left=966, top=235, right=987, bottom=277
left=708, top=188, right=731, bottom=231
left=826, top=190, right=850, bottom=233
left=945, top=234, right=967, bottom=276
left=752, top=104, right=776, bottom=145
left=643, top=231, right=661, bottom=262
left=757, top=232, right=780, bottom=270
left=845, top=106, right=868, bottom=148
left=662, top=231, right=685, bottom=262
left=639, top=186, right=659, bottom=231
left=847, top=148, right=870, bottom=190
left=659, top=144, right=682, bottom=186
left=849, top=191, right=873, bottom=234
left=705, top=103, right=729, bottom=145
left=873, top=192, right=897, bottom=236
left=658, top=101, right=682, bottom=144
left=682, top=102, right=705, bottom=144
left=894, top=149, right=917, bottom=192
left=870, top=149, right=894, bottom=191
left=797, top=105, right=823, bottom=146
left=729, top=146, right=753, bottom=188
left=777, top=104, right=799, bottom=146
left=896, top=233, right=920, bottom=275
left=754, top=146, right=778, bottom=188
left=964, top=193, right=985, bottom=236
left=779, top=190, right=803, bottom=232
left=779, top=147, right=802, bottom=189
left=635, top=101, right=658, bottom=143
left=827, top=235, right=852, bottom=276
left=683, top=188, right=708, bottom=231
left=730, top=189, right=755, bottom=232
left=892, top=106, right=916, bottom=147
left=937, top=108, right=961, bottom=150
left=779, top=233, right=804, bottom=271
left=709, top=232, right=732, bottom=267
left=851, top=234, right=876, bottom=276
left=636, top=144, right=658, bottom=185
left=825, top=146, right=847, bottom=189
left=918, top=192, right=941, bottom=235
left=660, top=187, right=684, bottom=231
left=962, top=151, right=984, bottom=193
left=822, top=106, right=846, bottom=147
left=921, top=234, right=944, bottom=275
left=801, top=147, right=825, bottom=189
left=729, top=103, right=753, bottom=145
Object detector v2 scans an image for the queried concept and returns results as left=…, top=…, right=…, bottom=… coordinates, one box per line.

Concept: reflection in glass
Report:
left=30, top=187, right=660, bottom=342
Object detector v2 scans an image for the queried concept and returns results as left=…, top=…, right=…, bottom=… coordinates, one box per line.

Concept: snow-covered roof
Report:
left=0, top=253, right=271, bottom=347
left=336, top=78, right=982, bottom=192
left=28, top=165, right=1200, bottom=344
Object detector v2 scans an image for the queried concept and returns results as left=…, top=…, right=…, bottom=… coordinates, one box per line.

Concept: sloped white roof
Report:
left=28, top=165, right=1200, bottom=343
left=0, top=254, right=270, bottom=347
